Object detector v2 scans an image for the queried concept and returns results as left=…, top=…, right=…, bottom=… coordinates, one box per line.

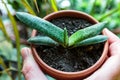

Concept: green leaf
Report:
left=100, top=0, right=111, bottom=13
left=0, top=40, right=17, bottom=61
left=74, top=35, right=108, bottom=47
left=69, top=21, right=108, bottom=46
left=16, top=12, right=64, bottom=46
left=21, top=0, right=36, bottom=15
left=87, top=0, right=97, bottom=14
left=46, top=75, right=56, bottom=80
left=0, top=30, right=5, bottom=41
left=64, top=28, right=68, bottom=47
left=0, top=72, right=12, bottom=80
left=28, top=36, right=59, bottom=46
left=33, top=0, right=40, bottom=13
left=50, top=0, right=58, bottom=12
left=2, top=0, right=21, bottom=80
left=0, top=17, right=10, bottom=41
left=98, top=7, right=120, bottom=21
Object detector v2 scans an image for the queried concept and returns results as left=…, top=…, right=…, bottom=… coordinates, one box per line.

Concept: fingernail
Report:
left=104, top=28, right=110, bottom=32
left=103, top=28, right=109, bottom=34
left=103, top=28, right=114, bottom=36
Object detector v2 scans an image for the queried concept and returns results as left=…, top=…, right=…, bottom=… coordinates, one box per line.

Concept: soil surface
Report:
left=36, top=17, right=104, bottom=72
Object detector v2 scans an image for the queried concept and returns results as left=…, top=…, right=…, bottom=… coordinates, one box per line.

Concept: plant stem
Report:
left=2, top=0, right=21, bottom=80
left=98, top=7, right=120, bottom=21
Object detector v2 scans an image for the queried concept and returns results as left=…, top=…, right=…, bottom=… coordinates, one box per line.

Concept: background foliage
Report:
left=0, top=0, right=120, bottom=80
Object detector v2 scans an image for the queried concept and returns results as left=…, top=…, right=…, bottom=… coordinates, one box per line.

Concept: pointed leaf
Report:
left=16, top=12, right=64, bottom=46
left=73, top=35, right=108, bottom=47
left=69, top=21, right=107, bottom=46
left=28, top=36, right=58, bottom=46
left=64, top=28, right=69, bottom=47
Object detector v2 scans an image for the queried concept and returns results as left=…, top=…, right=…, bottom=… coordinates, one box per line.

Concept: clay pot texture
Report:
left=31, top=10, right=108, bottom=80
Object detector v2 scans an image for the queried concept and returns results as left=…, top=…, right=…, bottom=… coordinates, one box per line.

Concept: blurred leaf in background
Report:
left=57, top=0, right=120, bottom=33
left=0, top=72, right=11, bottom=80
left=0, top=38, right=17, bottom=61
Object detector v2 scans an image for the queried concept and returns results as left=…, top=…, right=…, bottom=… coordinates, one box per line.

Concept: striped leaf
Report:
left=16, top=12, right=64, bottom=46
left=28, top=36, right=58, bottom=46
left=69, top=21, right=108, bottom=46
left=73, top=35, right=108, bottom=47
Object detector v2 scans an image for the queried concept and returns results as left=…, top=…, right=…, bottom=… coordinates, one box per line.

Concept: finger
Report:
left=103, top=28, right=120, bottom=44
left=109, top=41, right=120, bottom=56
left=103, top=28, right=120, bottom=56
left=21, top=47, right=47, bottom=80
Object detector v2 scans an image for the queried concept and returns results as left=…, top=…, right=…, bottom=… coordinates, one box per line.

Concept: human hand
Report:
left=21, top=28, right=120, bottom=80
left=21, top=47, right=48, bottom=80
left=86, top=28, right=120, bottom=80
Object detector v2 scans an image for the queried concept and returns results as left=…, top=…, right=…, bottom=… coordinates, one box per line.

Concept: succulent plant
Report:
left=16, top=12, right=108, bottom=48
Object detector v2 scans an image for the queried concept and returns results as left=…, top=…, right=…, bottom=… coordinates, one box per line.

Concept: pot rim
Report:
left=31, top=10, right=108, bottom=78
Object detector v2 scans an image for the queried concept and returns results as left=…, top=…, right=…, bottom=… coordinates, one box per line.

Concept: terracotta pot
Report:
left=31, top=10, right=108, bottom=80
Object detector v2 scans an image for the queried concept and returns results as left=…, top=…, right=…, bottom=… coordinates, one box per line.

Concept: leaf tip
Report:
left=16, top=12, right=23, bottom=17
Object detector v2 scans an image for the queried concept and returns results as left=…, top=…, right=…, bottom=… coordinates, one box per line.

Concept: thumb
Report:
left=103, top=28, right=120, bottom=56
left=21, top=47, right=47, bottom=80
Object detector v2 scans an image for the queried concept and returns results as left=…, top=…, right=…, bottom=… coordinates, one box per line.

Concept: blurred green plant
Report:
left=65, top=0, right=120, bottom=30
left=21, top=0, right=36, bottom=15
left=1, top=0, right=21, bottom=80
left=0, top=30, right=18, bottom=80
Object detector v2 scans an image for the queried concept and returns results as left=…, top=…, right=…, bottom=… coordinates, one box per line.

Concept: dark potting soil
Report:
left=36, top=17, right=104, bottom=72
